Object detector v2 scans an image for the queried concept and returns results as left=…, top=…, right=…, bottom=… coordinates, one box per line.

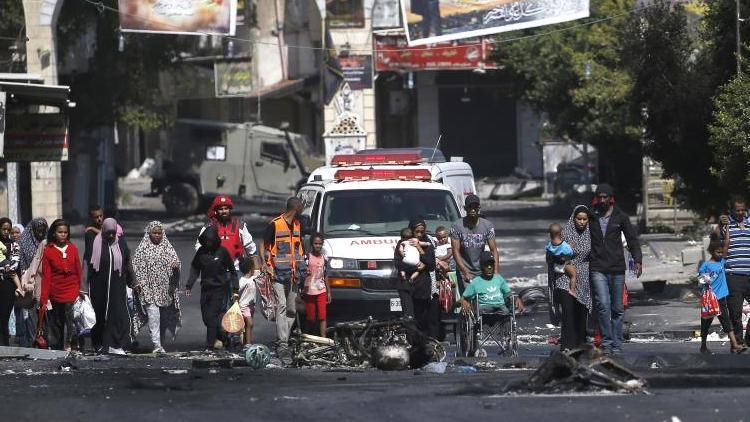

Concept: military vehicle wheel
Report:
left=163, top=182, right=200, bottom=216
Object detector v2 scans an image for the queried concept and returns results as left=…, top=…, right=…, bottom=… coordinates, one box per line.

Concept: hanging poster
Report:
left=327, top=0, right=365, bottom=28
left=340, top=55, right=373, bottom=90
left=4, top=113, right=69, bottom=162
left=118, top=0, right=237, bottom=35
left=372, top=0, right=401, bottom=28
left=374, top=34, right=501, bottom=71
left=401, top=0, right=589, bottom=46
left=214, top=60, right=253, bottom=97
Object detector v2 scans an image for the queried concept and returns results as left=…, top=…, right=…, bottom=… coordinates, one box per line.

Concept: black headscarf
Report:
left=0, top=217, right=13, bottom=246
left=408, top=217, right=428, bottom=241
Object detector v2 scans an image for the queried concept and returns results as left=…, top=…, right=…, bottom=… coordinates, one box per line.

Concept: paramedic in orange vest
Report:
left=195, top=195, right=258, bottom=268
left=259, top=197, right=306, bottom=360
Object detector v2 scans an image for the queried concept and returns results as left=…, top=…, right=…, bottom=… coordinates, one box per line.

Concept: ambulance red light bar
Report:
left=334, top=169, right=432, bottom=181
left=331, top=153, right=423, bottom=166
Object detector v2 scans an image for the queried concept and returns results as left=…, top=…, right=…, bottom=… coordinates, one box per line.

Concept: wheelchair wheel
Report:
left=457, top=311, right=476, bottom=357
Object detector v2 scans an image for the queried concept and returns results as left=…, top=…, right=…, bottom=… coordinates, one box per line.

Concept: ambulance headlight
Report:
left=328, top=258, right=357, bottom=270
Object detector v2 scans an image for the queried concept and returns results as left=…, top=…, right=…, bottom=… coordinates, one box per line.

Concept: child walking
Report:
left=303, top=233, right=331, bottom=337
left=236, top=256, right=257, bottom=348
left=545, top=223, right=577, bottom=296
left=698, top=240, right=744, bottom=354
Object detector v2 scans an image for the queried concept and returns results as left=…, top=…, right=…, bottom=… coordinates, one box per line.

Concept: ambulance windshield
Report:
left=321, top=189, right=461, bottom=237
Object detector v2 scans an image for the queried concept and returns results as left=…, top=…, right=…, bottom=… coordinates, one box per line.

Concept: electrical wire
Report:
left=75, top=0, right=672, bottom=54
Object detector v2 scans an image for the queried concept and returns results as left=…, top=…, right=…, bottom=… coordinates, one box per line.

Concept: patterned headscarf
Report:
left=559, top=205, right=593, bottom=309
left=19, top=218, right=47, bottom=271
left=132, top=221, right=180, bottom=287
left=90, top=218, right=123, bottom=274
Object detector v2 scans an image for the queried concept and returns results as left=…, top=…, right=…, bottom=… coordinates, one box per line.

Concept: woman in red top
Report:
left=38, top=219, right=82, bottom=351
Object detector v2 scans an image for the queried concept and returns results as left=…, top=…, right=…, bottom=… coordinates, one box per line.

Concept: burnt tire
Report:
left=163, top=182, right=200, bottom=216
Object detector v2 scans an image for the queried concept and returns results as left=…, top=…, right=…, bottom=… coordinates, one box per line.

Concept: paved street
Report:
left=0, top=200, right=743, bottom=420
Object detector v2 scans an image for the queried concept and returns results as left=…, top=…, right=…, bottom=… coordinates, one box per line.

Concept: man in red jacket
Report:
left=195, top=195, right=258, bottom=268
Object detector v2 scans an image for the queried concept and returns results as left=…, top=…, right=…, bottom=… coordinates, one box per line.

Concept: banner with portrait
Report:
left=401, top=0, right=589, bottom=46
left=118, top=0, right=237, bottom=35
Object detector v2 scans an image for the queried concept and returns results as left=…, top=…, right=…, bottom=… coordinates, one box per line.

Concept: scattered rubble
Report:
left=292, top=318, right=445, bottom=370
left=510, top=349, right=647, bottom=395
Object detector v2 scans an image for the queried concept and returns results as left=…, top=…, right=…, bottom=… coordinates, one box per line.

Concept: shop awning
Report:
left=0, top=81, right=71, bottom=106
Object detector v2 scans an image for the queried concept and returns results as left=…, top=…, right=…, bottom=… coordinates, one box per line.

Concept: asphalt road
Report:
left=5, top=203, right=747, bottom=421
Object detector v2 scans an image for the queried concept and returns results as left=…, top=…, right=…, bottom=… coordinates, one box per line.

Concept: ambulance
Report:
left=297, top=149, right=476, bottom=321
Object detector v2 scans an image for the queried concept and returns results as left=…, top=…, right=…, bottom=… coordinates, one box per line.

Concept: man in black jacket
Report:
left=589, top=184, right=642, bottom=355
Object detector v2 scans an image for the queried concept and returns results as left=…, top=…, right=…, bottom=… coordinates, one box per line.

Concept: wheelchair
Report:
left=456, top=294, right=519, bottom=358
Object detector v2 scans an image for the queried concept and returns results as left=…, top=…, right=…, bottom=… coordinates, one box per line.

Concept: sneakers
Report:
left=108, top=347, right=126, bottom=356
left=152, top=346, right=166, bottom=354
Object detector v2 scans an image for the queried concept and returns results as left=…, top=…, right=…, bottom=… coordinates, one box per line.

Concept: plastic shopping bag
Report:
left=438, top=277, right=455, bottom=313
left=255, top=271, right=277, bottom=321
left=701, top=286, right=721, bottom=319
left=73, top=295, right=96, bottom=335
left=222, top=301, right=245, bottom=334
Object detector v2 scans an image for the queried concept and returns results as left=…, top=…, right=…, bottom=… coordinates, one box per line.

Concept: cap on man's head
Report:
left=480, top=251, right=494, bottom=266
left=595, top=183, right=614, bottom=196
left=465, top=194, right=481, bottom=207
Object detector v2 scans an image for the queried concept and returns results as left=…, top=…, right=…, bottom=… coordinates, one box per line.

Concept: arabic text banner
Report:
left=118, top=0, right=237, bottom=35
left=401, top=0, right=589, bottom=46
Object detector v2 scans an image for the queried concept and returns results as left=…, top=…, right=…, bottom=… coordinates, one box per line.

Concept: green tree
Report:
left=708, top=73, right=750, bottom=194
left=620, top=1, right=726, bottom=212
left=56, top=0, right=193, bottom=132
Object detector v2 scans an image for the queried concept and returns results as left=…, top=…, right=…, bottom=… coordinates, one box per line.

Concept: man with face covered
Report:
left=259, top=197, right=307, bottom=362
left=589, top=184, right=642, bottom=355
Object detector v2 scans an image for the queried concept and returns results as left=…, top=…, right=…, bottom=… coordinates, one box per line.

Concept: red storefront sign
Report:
left=374, top=34, right=501, bottom=72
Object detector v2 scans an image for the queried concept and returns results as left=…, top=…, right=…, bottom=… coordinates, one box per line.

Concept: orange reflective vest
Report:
left=266, top=215, right=305, bottom=281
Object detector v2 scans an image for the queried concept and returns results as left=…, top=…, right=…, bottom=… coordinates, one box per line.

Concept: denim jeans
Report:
left=591, top=271, right=625, bottom=349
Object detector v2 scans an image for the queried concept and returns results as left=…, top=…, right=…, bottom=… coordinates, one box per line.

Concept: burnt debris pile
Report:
left=291, top=318, right=445, bottom=370
left=516, top=349, right=648, bottom=394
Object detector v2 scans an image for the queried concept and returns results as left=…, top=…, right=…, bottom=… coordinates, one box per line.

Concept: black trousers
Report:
left=201, top=287, right=225, bottom=347
left=701, top=297, right=733, bottom=336
left=726, top=273, right=750, bottom=343
left=48, top=301, right=75, bottom=350
left=555, top=288, right=588, bottom=350
left=399, top=291, right=440, bottom=339
left=0, top=278, right=15, bottom=346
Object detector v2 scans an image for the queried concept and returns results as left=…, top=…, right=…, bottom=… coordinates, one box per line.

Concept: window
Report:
left=261, top=142, right=289, bottom=167
left=321, top=189, right=461, bottom=237
left=205, top=145, right=226, bottom=161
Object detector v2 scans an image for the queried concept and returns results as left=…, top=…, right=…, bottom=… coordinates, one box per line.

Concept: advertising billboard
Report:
left=118, top=0, right=237, bottom=35
left=374, top=34, right=501, bottom=71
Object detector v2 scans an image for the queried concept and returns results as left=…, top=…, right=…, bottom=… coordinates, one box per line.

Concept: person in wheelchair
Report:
left=459, top=252, right=523, bottom=315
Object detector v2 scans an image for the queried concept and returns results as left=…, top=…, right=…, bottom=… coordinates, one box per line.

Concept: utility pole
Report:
left=738, top=0, right=742, bottom=75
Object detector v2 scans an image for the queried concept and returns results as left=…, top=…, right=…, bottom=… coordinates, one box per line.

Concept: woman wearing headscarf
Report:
left=394, top=217, right=437, bottom=337
left=87, top=218, right=135, bottom=355
left=186, top=226, right=238, bottom=351
left=131, top=221, right=181, bottom=354
left=16, top=218, right=48, bottom=347
left=548, top=205, right=593, bottom=351
left=38, top=219, right=82, bottom=351
left=0, top=218, right=20, bottom=346
left=11, top=224, right=23, bottom=242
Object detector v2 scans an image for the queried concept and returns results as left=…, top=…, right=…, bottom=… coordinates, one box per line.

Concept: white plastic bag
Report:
left=73, top=295, right=96, bottom=334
